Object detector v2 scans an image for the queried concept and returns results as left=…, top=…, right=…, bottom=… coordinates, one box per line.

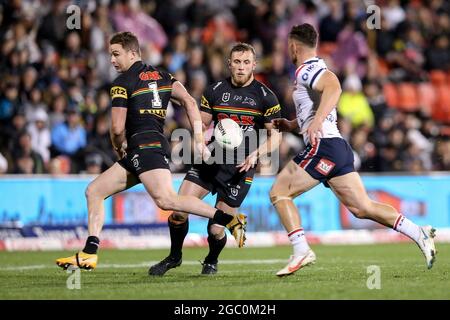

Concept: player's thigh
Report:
left=179, top=179, right=210, bottom=198
left=139, top=168, right=176, bottom=201
left=327, top=172, right=370, bottom=211
left=270, top=160, right=320, bottom=198
left=87, top=162, right=139, bottom=199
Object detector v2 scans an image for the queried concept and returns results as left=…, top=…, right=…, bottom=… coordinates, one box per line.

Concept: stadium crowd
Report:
left=0, top=0, right=449, bottom=175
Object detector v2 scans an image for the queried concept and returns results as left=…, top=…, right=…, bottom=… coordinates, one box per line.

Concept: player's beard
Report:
left=232, top=73, right=252, bottom=86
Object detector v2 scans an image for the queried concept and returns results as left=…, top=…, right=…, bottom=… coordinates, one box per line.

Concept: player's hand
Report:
left=271, top=118, right=294, bottom=132
left=115, top=141, right=127, bottom=159
left=195, top=141, right=211, bottom=161
left=302, top=118, right=323, bottom=146
left=237, top=151, right=258, bottom=172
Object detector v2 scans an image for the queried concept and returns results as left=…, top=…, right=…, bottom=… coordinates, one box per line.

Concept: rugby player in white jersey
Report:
left=270, top=24, right=437, bottom=276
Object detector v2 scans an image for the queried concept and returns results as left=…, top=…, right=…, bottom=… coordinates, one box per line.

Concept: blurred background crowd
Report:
left=0, top=0, right=449, bottom=175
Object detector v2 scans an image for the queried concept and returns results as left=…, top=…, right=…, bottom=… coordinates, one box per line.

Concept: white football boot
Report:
left=276, top=249, right=316, bottom=277
left=417, top=225, right=437, bottom=269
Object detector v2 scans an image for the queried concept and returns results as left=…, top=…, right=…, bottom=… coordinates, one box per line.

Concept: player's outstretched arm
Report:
left=237, top=122, right=282, bottom=172
left=171, top=81, right=209, bottom=159
left=271, top=118, right=299, bottom=132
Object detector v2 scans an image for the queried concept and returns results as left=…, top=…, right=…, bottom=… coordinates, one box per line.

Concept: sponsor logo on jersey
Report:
left=217, top=113, right=255, bottom=126
left=315, top=158, right=335, bottom=176
left=306, top=64, right=315, bottom=72
left=139, top=109, right=167, bottom=118
left=264, top=104, right=281, bottom=116
left=201, top=95, right=210, bottom=109
left=110, top=86, right=127, bottom=99
left=139, top=71, right=162, bottom=81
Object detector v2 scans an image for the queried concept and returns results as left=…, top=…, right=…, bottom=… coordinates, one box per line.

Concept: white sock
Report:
left=288, top=228, right=310, bottom=256
left=393, top=214, right=421, bottom=242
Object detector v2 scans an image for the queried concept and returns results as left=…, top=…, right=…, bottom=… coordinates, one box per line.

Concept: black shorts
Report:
left=293, top=137, right=355, bottom=188
left=184, top=163, right=256, bottom=208
left=118, top=131, right=170, bottom=176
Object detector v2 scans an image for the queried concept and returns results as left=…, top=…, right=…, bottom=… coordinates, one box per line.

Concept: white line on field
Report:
left=0, top=259, right=287, bottom=271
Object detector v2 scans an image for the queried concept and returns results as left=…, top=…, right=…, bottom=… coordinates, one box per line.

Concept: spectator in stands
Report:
left=432, top=138, right=450, bottom=171
left=84, top=153, right=103, bottom=175
left=0, top=83, right=19, bottom=126
left=425, top=34, right=450, bottom=70
left=85, top=112, right=115, bottom=170
left=27, top=108, right=51, bottom=164
left=12, top=131, right=44, bottom=174
left=51, top=108, right=86, bottom=158
left=48, top=94, right=67, bottom=128
left=338, top=74, right=374, bottom=129
left=0, top=0, right=448, bottom=175
left=3, top=109, right=27, bottom=152
left=319, top=0, right=344, bottom=43
left=364, top=81, right=388, bottom=124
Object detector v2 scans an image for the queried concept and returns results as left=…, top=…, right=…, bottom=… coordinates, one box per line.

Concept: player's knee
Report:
left=269, top=186, right=291, bottom=205
left=153, top=193, right=176, bottom=211
left=85, top=183, right=101, bottom=201
left=348, top=202, right=372, bottom=219
left=170, top=212, right=188, bottom=224
left=269, top=185, right=281, bottom=202
left=208, top=224, right=225, bottom=239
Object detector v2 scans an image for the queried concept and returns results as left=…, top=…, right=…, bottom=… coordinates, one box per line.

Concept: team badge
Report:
left=222, top=92, right=230, bottom=102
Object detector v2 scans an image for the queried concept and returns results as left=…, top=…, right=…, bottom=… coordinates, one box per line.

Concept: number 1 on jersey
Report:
left=149, top=82, right=162, bottom=108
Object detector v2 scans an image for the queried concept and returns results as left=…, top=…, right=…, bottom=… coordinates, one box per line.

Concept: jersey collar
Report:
left=302, top=56, right=319, bottom=64
left=294, top=57, right=320, bottom=79
left=128, top=60, right=144, bottom=73
left=227, top=76, right=256, bottom=89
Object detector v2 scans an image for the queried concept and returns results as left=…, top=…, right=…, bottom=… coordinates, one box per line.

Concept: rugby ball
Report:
left=214, top=118, right=243, bottom=150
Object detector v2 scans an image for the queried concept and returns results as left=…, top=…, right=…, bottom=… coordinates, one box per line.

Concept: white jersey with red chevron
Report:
left=293, top=56, right=341, bottom=145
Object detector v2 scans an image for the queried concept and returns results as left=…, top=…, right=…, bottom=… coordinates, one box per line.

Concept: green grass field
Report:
left=0, top=244, right=448, bottom=300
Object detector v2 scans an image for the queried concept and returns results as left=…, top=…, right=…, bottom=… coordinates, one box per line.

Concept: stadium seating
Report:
left=397, top=83, right=419, bottom=112
left=432, top=84, right=450, bottom=123
left=383, top=82, right=399, bottom=109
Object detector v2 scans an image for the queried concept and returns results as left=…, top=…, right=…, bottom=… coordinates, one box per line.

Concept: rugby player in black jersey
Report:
left=150, top=43, right=282, bottom=276
left=56, top=32, right=246, bottom=271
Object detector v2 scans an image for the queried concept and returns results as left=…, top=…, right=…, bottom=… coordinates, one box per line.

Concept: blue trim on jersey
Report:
left=304, top=59, right=319, bottom=64
left=310, top=68, right=326, bottom=88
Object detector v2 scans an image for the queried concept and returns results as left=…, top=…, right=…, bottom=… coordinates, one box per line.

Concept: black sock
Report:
left=169, top=218, right=189, bottom=260
left=212, top=209, right=233, bottom=226
left=83, top=236, right=100, bottom=254
left=204, top=233, right=227, bottom=264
